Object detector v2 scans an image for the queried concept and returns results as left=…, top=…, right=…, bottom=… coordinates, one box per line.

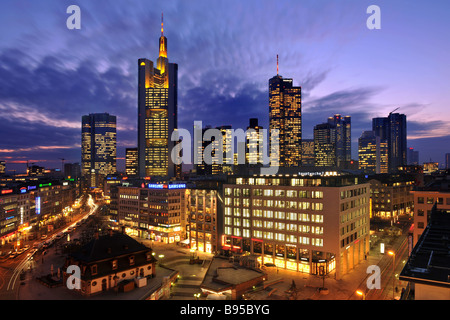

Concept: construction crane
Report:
left=389, top=107, right=400, bottom=115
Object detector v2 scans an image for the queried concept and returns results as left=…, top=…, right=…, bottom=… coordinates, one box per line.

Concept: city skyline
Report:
left=1, top=0, right=450, bottom=173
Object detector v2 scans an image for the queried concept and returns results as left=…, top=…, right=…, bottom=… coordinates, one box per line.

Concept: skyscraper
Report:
left=269, top=56, right=302, bottom=167
left=125, top=148, right=138, bottom=176
left=446, top=153, right=450, bottom=170
left=138, top=14, right=178, bottom=178
left=314, top=123, right=336, bottom=167
left=372, top=112, right=407, bottom=172
left=327, top=115, right=351, bottom=168
left=81, top=113, right=117, bottom=176
left=246, top=118, right=263, bottom=166
left=358, top=131, right=386, bottom=174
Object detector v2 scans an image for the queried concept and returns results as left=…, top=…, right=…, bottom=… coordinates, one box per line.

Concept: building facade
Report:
left=327, top=115, right=351, bottom=169
left=301, top=139, right=314, bottom=167
left=125, top=148, right=139, bottom=177
left=81, top=113, right=117, bottom=178
left=222, top=175, right=370, bottom=280
left=116, top=183, right=186, bottom=244
left=185, top=188, right=221, bottom=254
left=314, top=123, right=336, bottom=167
left=358, top=131, right=388, bottom=174
left=138, top=17, right=178, bottom=178
left=372, top=113, right=407, bottom=173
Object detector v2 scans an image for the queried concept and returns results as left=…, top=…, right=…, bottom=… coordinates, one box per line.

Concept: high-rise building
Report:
left=314, top=123, right=336, bottom=167
left=372, top=112, right=407, bottom=172
left=358, top=131, right=388, bottom=174
left=358, top=131, right=379, bottom=174
left=138, top=15, right=178, bottom=178
left=125, top=148, right=138, bottom=176
left=407, top=147, right=419, bottom=165
left=269, top=57, right=302, bottom=167
left=327, top=115, right=351, bottom=168
left=445, top=153, right=450, bottom=170
left=246, top=118, right=263, bottom=166
left=301, top=139, right=315, bottom=167
left=81, top=113, right=117, bottom=177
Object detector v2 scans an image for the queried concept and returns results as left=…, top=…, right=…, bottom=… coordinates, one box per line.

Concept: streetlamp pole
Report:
left=388, top=250, right=396, bottom=300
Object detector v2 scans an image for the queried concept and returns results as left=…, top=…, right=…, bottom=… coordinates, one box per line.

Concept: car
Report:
left=17, top=248, right=26, bottom=255
left=9, top=252, right=18, bottom=259
left=55, top=233, right=64, bottom=240
left=67, top=227, right=74, bottom=232
left=41, top=235, right=48, bottom=240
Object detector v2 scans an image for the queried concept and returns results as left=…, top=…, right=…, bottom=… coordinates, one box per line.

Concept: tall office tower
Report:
left=81, top=113, right=117, bottom=176
left=301, top=139, right=315, bottom=166
left=217, top=125, right=233, bottom=174
left=125, top=148, right=139, bottom=176
left=358, top=131, right=380, bottom=174
left=246, top=118, right=263, bottom=166
left=327, top=115, right=351, bottom=168
left=446, top=153, right=450, bottom=170
left=269, top=57, right=302, bottom=167
left=372, top=112, right=407, bottom=172
left=314, top=123, right=336, bottom=167
left=138, top=15, right=178, bottom=178
left=407, top=147, right=419, bottom=165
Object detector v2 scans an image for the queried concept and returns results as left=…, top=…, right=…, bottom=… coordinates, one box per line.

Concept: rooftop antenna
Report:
left=277, top=54, right=279, bottom=75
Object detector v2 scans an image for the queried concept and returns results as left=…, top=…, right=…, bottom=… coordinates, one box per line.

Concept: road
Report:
left=0, top=194, right=98, bottom=300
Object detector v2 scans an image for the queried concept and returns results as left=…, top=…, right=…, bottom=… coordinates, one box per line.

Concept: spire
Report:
left=277, top=54, right=279, bottom=75
left=161, top=12, right=164, bottom=36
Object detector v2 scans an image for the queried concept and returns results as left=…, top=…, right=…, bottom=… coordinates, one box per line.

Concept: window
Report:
left=129, top=256, right=135, bottom=266
left=112, top=259, right=118, bottom=269
left=417, top=209, right=424, bottom=217
left=418, top=222, right=424, bottom=229
left=91, top=265, right=98, bottom=275
left=417, top=197, right=424, bottom=204
left=426, top=197, right=434, bottom=204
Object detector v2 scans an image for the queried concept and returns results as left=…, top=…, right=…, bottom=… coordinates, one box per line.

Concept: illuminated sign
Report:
left=28, top=186, right=37, bottom=190
left=36, top=197, right=41, bottom=215
left=148, top=184, right=164, bottom=189
left=20, top=187, right=27, bottom=193
left=1, top=189, right=13, bottom=194
left=6, top=216, right=15, bottom=220
left=168, top=184, right=186, bottom=189
left=39, top=183, right=52, bottom=187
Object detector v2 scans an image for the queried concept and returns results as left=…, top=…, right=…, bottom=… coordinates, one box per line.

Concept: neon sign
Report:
left=36, top=197, right=41, bottom=215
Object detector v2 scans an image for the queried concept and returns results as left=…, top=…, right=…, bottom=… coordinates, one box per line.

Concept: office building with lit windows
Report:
left=125, top=148, right=138, bottom=176
left=0, top=161, right=5, bottom=175
left=116, top=182, right=186, bottom=244
left=246, top=118, right=264, bottom=167
left=314, top=123, right=336, bottom=167
left=186, top=188, right=221, bottom=254
left=372, top=113, right=407, bottom=173
left=327, top=115, right=351, bottom=168
left=358, top=131, right=388, bottom=174
left=81, top=113, right=117, bottom=181
left=269, top=63, right=302, bottom=167
left=138, top=16, right=178, bottom=178
left=222, top=174, right=370, bottom=280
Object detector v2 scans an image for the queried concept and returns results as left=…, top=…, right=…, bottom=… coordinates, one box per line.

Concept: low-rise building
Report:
left=63, top=231, right=157, bottom=296
left=222, top=174, right=370, bottom=280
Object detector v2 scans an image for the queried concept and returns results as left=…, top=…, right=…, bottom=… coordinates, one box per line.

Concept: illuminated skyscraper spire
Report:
left=158, top=12, right=168, bottom=60
left=161, top=12, right=164, bottom=36
left=277, top=54, right=279, bottom=75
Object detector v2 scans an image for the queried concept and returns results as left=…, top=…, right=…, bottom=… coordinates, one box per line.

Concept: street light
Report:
left=388, top=250, right=396, bottom=300
left=356, top=290, right=365, bottom=300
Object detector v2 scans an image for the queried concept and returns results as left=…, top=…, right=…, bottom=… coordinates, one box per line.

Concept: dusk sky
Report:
left=1, top=0, right=449, bottom=173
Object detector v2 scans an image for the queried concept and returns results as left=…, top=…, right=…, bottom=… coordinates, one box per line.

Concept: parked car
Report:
left=9, top=252, right=18, bottom=259
left=40, top=235, right=47, bottom=240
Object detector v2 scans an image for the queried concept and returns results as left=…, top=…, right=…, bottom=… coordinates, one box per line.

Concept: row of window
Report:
left=224, top=198, right=324, bottom=210
left=225, top=188, right=324, bottom=199
left=225, top=207, right=324, bottom=222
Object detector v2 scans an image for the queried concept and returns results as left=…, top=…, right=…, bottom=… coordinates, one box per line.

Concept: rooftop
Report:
left=399, top=206, right=450, bottom=288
